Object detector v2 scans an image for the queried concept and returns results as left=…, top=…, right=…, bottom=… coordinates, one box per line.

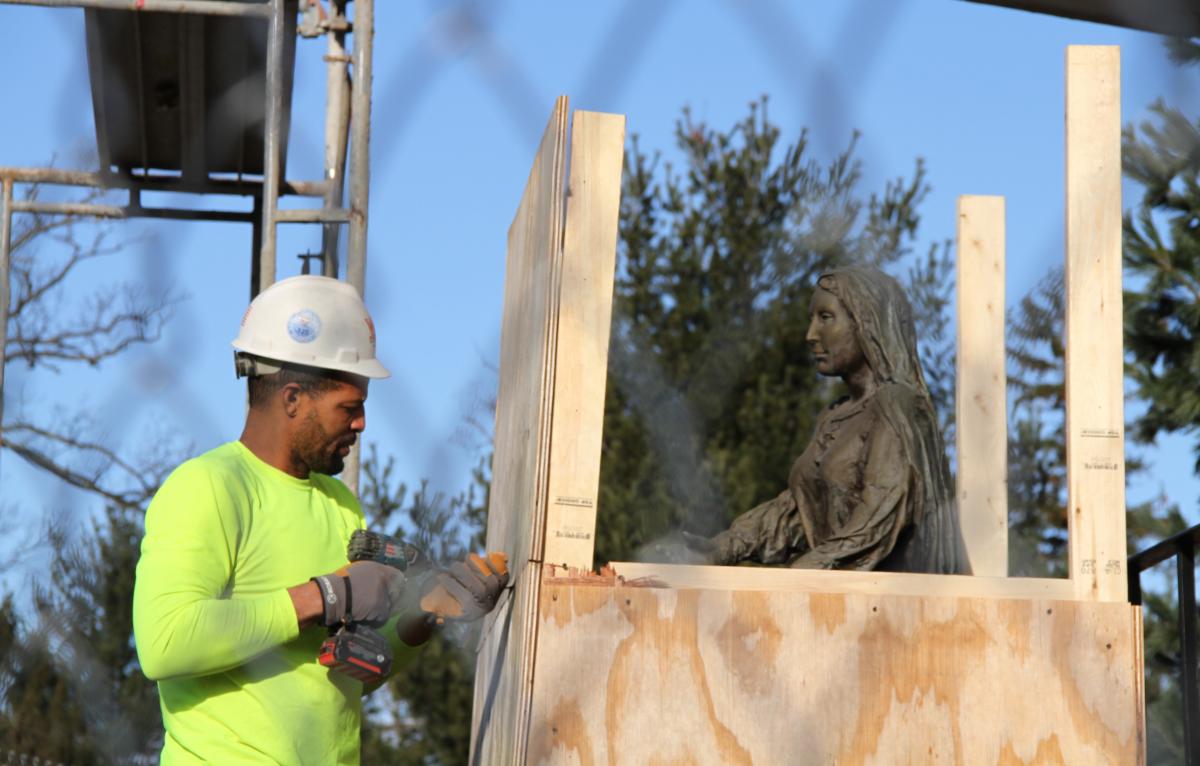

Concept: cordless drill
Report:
left=317, top=530, right=432, bottom=683
left=318, top=530, right=510, bottom=684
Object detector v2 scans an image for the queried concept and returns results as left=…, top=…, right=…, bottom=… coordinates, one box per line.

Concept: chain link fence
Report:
left=0, top=0, right=1196, bottom=762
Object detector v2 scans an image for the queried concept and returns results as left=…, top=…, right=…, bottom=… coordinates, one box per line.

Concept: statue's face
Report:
left=806, top=288, right=867, bottom=378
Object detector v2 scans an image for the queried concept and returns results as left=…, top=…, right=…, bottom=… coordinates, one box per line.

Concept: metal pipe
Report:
left=345, top=0, right=373, bottom=295
left=131, top=14, right=150, bottom=176
left=0, top=167, right=329, bottom=198
left=250, top=194, right=263, bottom=299
left=10, top=199, right=255, bottom=222
left=258, top=0, right=287, bottom=292
left=4, top=0, right=271, bottom=16
left=343, top=0, right=374, bottom=496
left=1180, top=545, right=1200, bottom=766
left=275, top=207, right=351, bottom=223
left=0, top=180, right=13, bottom=456
left=321, top=0, right=351, bottom=278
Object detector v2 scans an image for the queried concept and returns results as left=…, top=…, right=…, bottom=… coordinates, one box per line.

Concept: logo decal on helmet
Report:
left=364, top=315, right=376, bottom=350
left=287, top=310, right=322, bottom=343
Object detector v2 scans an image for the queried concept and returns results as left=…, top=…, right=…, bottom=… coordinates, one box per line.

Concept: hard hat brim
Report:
left=349, top=357, right=391, bottom=379
left=232, top=346, right=391, bottom=380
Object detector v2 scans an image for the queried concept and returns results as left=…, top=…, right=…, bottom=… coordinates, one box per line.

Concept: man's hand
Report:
left=311, top=561, right=407, bottom=628
left=420, top=552, right=509, bottom=624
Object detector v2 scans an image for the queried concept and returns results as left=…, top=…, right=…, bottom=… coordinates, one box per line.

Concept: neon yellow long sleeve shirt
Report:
left=133, top=440, right=410, bottom=765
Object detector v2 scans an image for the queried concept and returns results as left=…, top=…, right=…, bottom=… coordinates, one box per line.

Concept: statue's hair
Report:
left=816, top=266, right=929, bottom=398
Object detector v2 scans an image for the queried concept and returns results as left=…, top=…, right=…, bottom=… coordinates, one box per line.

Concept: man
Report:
left=133, top=275, right=507, bottom=764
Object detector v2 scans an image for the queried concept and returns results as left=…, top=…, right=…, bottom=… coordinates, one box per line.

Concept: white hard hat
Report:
left=232, top=275, right=390, bottom=379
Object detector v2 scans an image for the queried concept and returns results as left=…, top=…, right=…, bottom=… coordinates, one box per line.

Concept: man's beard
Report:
left=294, top=411, right=353, bottom=476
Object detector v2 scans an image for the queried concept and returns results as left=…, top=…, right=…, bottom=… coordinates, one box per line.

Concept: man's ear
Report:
left=281, top=383, right=305, bottom=418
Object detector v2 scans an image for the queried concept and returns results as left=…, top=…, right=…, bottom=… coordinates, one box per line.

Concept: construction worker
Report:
left=132, top=275, right=507, bottom=765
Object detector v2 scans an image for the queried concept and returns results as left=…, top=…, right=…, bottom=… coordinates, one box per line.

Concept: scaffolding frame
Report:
left=0, top=0, right=376, bottom=491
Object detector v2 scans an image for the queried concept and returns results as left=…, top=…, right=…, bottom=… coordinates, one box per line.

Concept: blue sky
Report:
left=1, top=0, right=1197, bottom=571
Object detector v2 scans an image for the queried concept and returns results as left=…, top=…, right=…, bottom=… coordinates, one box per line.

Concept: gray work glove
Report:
left=311, top=561, right=407, bottom=628
left=419, top=552, right=510, bottom=624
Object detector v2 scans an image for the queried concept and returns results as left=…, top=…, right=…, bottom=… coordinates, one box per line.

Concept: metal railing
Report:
left=1129, top=522, right=1200, bottom=766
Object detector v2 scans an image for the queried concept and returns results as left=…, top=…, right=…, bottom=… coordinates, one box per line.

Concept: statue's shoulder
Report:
left=870, top=381, right=925, bottom=412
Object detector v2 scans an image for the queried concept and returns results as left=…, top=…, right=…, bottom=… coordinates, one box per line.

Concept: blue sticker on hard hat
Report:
left=287, top=310, right=322, bottom=343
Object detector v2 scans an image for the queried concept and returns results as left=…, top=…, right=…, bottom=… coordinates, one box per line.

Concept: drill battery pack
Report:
left=318, top=623, right=394, bottom=684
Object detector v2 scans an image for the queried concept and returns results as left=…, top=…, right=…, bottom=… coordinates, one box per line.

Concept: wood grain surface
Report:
left=956, top=194, right=1008, bottom=578
left=472, top=104, right=626, bottom=764
left=1064, top=46, right=1126, bottom=602
left=472, top=96, right=569, bottom=765
left=542, top=110, right=626, bottom=570
left=528, top=585, right=1144, bottom=765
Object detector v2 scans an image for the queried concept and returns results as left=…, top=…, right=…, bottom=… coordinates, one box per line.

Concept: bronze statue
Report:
left=675, top=266, right=965, bottom=574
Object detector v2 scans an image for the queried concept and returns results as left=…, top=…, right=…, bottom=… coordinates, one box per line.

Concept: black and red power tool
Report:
left=317, top=530, right=432, bottom=683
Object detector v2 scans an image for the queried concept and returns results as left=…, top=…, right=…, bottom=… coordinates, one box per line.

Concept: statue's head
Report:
left=810, top=266, right=927, bottom=393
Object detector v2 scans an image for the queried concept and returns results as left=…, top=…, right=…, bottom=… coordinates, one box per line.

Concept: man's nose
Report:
left=805, top=320, right=818, bottom=345
left=351, top=411, right=366, bottom=432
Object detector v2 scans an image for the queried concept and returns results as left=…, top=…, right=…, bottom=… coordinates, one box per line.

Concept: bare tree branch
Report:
left=5, top=184, right=175, bottom=373
left=1, top=437, right=150, bottom=510
left=3, top=175, right=182, bottom=510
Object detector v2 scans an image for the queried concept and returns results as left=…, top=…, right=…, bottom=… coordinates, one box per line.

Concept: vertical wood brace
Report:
left=956, top=195, right=1008, bottom=577
left=1064, top=45, right=1126, bottom=602
left=541, top=111, right=626, bottom=570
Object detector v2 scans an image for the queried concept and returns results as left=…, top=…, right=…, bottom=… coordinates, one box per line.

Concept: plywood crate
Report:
left=472, top=46, right=1144, bottom=765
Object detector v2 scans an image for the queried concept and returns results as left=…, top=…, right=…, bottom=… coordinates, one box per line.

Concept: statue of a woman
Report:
left=682, top=266, right=965, bottom=574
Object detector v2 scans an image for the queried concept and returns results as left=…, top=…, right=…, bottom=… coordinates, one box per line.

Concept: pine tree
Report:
left=1005, top=270, right=1069, bottom=577
left=0, top=506, right=162, bottom=763
left=1123, top=45, right=1200, bottom=468
left=1120, top=37, right=1200, bottom=764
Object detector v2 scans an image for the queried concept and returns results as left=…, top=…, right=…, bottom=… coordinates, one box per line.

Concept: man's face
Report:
left=292, top=377, right=369, bottom=476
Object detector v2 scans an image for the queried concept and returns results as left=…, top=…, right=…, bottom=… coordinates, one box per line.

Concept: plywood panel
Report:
left=611, top=561, right=1073, bottom=601
left=542, top=111, right=626, bottom=570
left=956, top=195, right=1008, bottom=577
left=472, top=96, right=569, bottom=765
left=1064, top=46, right=1126, bottom=602
left=472, top=104, right=628, bottom=764
left=528, top=585, right=1144, bottom=765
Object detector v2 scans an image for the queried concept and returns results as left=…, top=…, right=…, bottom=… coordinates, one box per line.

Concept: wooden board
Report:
left=528, top=584, right=1145, bottom=765
left=472, top=104, right=627, bottom=764
left=1064, top=46, right=1126, bottom=602
left=956, top=195, right=1008, bottom=577
left=472, top=96, right=569, bottom=766
left=542, top=111, right=626, bottom=570
left=611, top=562, right=1073, bottom=601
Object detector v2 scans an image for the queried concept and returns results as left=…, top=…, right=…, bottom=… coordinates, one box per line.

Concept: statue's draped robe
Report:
left=712, top=383, right=962, bottom=574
